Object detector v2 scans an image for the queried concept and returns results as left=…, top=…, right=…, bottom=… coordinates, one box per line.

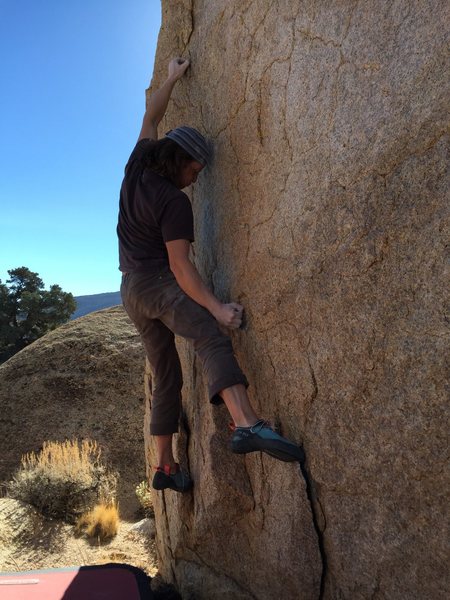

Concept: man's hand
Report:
left=168, top=57, right=190, bottom=82
left=212, top=303, right=244, bottom=329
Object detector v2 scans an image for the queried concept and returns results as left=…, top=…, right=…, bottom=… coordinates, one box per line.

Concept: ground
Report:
left=0, top=497, right=179, bottom=599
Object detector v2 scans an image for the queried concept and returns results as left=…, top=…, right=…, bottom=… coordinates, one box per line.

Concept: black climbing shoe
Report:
left=152, top=464, right=193, bottom=493
left=231, top=420, right=305, bottom=463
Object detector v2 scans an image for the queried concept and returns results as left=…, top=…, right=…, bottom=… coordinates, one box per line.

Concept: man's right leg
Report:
left=121, top=271, right=192, bottom=492
left=140, top=321, right=193, bottom=493
left=155, top=434, right=176, bottom=472
left=139, top=319, right=182, bottom=461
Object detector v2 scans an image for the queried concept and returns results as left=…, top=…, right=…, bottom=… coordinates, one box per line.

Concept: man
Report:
left=118, top=57, right=304, bottom=493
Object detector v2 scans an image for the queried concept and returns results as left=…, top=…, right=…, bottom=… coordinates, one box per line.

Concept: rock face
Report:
left=0, top=307, right=146, bottom=518
left=145, top=2, right=449, bottom=599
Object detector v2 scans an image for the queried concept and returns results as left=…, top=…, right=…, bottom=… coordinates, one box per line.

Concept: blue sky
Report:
left=0, top=0, right=161, bottom=296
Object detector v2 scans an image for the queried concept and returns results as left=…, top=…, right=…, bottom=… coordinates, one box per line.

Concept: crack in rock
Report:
left=297, top=454, right=328, bottom=600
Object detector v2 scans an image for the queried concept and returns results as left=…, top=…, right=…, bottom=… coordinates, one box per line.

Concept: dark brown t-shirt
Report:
left=117, top=139, right=194, bottom=272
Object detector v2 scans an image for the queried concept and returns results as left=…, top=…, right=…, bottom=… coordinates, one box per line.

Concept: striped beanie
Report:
left=165, top=126, right=212, bottom=167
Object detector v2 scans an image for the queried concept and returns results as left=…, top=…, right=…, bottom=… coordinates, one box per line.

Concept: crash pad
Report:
left=0, top=563, right=152, bottom=599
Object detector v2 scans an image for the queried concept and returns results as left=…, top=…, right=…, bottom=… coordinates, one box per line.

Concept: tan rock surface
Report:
left=145, top=1, right=449, bottom=599
left=0, top=306, right=146, bottom=518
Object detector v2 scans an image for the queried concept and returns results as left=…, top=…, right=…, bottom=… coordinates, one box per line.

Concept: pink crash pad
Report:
left=0, top=563, right=152, bottom=599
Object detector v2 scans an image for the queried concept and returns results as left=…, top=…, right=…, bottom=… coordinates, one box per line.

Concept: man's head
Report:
left=142, top=126, right=212, bottom=189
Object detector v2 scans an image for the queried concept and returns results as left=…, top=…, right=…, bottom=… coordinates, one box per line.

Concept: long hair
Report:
left=140, top=138, right=195, bottom=186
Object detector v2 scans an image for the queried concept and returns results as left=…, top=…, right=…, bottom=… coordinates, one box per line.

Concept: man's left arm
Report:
left=166, top=240, right=243, bottom=329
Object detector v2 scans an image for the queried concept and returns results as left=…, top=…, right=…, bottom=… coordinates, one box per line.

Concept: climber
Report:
left=117, top=57, right=304, bottom=493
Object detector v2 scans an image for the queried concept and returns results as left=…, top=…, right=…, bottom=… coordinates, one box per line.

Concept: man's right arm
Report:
left=166, top=239, right=243, bottom=329
left=137, top=58, right=190, bottom=142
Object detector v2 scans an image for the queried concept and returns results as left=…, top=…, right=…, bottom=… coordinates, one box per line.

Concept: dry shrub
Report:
left=8, top=439, right=117, bottom=522
left=75, top=501, right=119, bottom=542
left=135, top=480, right=154, bottom=517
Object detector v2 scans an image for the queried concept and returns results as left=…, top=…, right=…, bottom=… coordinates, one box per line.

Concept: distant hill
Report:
left=71, top=291, right=121, bottom=319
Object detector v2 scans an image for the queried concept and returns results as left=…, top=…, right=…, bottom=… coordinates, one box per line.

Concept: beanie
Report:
left=165, top=126, right=212, bottom=167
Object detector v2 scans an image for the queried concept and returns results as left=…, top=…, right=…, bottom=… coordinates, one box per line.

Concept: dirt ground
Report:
left=0, top=497, right=179, bottom=599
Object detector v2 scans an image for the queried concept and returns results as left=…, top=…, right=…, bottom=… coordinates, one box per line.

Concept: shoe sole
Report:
left=232, top=439, right=304, bottom=463
left=263, top=447, right=305, bottom=463
left=153, top=483, right=192, bottom=492
left=152, top=473, right=192, bottom=493
left=152, top=482, right=192, bottom=492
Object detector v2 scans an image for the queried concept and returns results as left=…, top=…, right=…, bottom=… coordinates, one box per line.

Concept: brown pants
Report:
left=120, top=268, right=248, bottom=435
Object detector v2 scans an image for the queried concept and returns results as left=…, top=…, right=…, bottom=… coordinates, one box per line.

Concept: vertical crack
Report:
left=160, top=492, right=177, bottom=584
left=297, top=454, right=328, bottom=599
left=307, top=353, right=319, bottom=404
left=182, top=0, right=195, bottom=54
left=300, top=347, right=327, bottom=596
left=181, top=405, right=192, bottom=477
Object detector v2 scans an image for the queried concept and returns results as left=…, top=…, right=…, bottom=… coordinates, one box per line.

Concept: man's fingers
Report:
left=231, top=315, right=242, bottom=328
left=225, top=315, right=241, bottom=329
left=168, top=58, right=190, bottom=80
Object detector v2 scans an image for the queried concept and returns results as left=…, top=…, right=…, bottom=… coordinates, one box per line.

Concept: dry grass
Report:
left=135, top=480, right=154, bottom=517
left=8, top=439, right=117, bottom=522
left=75, top=501, right=119, bottom=542
left=21, top=439, right=101, bottom=478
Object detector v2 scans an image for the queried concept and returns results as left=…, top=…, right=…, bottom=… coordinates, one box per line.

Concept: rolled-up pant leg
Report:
left=159, top=291, right=248, bottom=405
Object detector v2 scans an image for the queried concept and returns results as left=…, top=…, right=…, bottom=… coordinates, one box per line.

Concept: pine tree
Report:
left=0, top=267, right=76, bottom=363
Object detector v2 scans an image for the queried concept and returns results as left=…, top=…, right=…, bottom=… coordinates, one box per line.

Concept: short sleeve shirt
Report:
left=117, top=139, right=194, bottom=272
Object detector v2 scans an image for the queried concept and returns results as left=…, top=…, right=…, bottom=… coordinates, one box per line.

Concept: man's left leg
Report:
left=220, top=384, right=305, bottom=463
left=219, top=383, right=259, bottom=426
left=159, top=288, right=304, bottom=465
